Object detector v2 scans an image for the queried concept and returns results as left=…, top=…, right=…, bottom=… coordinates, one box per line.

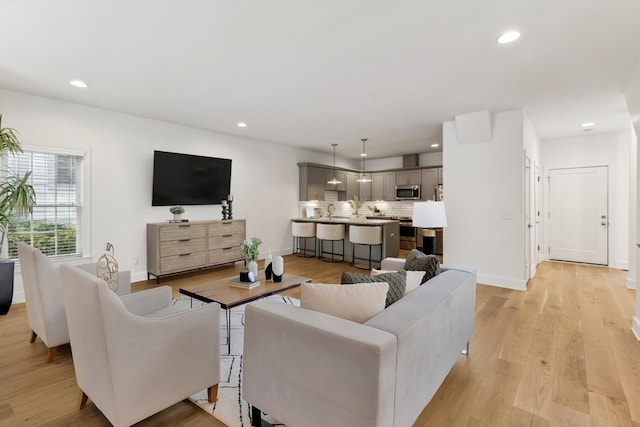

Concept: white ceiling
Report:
left=1, top=0, right=639, bottom=159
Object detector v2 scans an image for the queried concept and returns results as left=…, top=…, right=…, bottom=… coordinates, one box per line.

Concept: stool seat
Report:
left=349, top=225, right=382, bottom=269
left=317, top=223, right=345, bottom=263
left=292, top=222, right=316, bottom=257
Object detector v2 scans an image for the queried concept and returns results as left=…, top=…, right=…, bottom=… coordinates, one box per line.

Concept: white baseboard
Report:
left=627, top=277, right=637, bottom=290
left=613, top=260, right=629, bottom=270
left=476, top=273, right=527, bottom=291
left=633, top=317, right=640, bottom=341
left=12, top=290, right=25, bottom=305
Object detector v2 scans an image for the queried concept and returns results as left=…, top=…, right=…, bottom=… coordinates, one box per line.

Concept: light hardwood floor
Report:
left=1, top=256, right=638, bottom=426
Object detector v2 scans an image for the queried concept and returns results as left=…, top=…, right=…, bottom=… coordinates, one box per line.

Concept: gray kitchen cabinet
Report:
left=371, top=173, right=384, bottom=201
left=396, top=170, right=421, bottom=186
left=359, top=173, right=372, bottom=201
left=421, top=168, right=438, bottom=201
left=324, top=169, right=346, bottom=191
left=346, top=171, right=359, bottom=201
left=372, top=171, right=397, bottom=201
left=299, top=165, right=326, bottom=200
left=384, top=172, right=396, bottom=201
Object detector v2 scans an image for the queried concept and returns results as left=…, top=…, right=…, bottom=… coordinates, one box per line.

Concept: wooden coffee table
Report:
left=179, top=272, right=310, bottom=353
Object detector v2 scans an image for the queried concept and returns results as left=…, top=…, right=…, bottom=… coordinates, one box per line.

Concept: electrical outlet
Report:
left=132, top=257, right=138, bottom=265
left=502, top=212, right=512, bottom=220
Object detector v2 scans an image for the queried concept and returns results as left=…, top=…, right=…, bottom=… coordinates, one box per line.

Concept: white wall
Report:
left=0, top=88, right=333, bottom=303
left=540, top=130, right=631, bottom=270
left=443, top=109, right=528, bottom=290
left=364, top=152, right=443, bottom=171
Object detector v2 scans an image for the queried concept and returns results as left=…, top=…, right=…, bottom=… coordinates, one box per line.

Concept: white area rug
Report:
left=176, top=295, right=297, bottom=427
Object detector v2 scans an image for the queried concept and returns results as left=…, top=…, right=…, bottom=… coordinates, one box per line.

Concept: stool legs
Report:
left=317, top=239, right=344, bottom=263
left=350, top=243, right=382, bottom=270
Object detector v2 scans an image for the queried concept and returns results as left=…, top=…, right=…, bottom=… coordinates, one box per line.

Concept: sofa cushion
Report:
left=371, top=269, right=422, bottom=294
left=300, top=282, right=388, bottom=323
left=341, top=270, right=406, bottom=307
left=403, top=249, right=440, bottom=284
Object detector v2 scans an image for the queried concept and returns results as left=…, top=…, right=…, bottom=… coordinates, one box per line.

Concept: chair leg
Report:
left=30, top=330, right=37, bottom=343
left=46, top=347, right=57, bottom=363
left=251, top=405, right=262, bottom=426
left=207, top=384, right=218, bottom=403
left=461, top=341, right=470, bottom=355
left=78, top=391, right=88, bottom=410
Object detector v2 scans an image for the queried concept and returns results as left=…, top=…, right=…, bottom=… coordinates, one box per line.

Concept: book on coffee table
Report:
left=229, top=278, right=261, bottom=289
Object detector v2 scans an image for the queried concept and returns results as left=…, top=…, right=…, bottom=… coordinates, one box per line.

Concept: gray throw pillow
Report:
left=341, top=270, right=406, bottom=307
left=403, top=249, right=440, bottom=284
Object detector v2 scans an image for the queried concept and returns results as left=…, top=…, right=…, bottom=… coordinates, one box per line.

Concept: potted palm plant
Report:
left=0, top=115, right=37, bottom=315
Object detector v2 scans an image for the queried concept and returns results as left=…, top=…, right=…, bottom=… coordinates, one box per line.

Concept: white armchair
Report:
left=59, top=265, right=220, bottom=427
left=17, top=242, right=69, bottom=363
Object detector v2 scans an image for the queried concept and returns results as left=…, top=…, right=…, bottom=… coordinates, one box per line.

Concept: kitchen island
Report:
left=291, top=217, right=400, bottom=263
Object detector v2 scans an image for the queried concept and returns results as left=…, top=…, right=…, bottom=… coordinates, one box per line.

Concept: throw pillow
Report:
left=371, top=268, right=422, bottom=294
left=300, top=282, right=388, bottom=323
left=403, top=249, right=440, bottom=284
left=341, top=270, right=406, bottom=307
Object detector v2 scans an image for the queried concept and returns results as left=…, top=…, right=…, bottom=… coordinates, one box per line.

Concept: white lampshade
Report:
left=412, top=201, right=447, bottom=228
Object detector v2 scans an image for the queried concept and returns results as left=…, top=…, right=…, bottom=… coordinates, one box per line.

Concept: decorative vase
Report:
left=264, top=248, right=273, bottom=280
left=272, top=256, right=284, bottom=282
left=173, top=213, right=182, bottom=221
left=248, top=260, right=259, bottom=279
left=0, top=259, right=15, bottom=315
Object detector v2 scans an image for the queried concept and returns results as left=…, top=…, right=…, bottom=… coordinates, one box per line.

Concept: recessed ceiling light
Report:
left=497, top=31, right=521, bottom=44
left=237, top=122, right=247, bottom=128
left=431, top=143, right=440, bottom=148
left=582, top=122, right=595, bottom=128
left=360, top=153, right=367, bottom=157
left=69, top=80, right=88, bottom=88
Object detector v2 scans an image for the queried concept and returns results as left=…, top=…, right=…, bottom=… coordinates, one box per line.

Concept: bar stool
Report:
left=349, top=225, right=383, bottom=270
left=292, top=222, right=316, bottom=257
left=316, top=223, right=345, bottom=263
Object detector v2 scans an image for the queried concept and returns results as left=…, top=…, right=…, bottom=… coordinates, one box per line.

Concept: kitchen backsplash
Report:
left=298, top=191, right=415, bottom=218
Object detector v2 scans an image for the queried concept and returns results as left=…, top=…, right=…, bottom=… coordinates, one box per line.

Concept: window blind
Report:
left=6, top=150, right=83, bottom=260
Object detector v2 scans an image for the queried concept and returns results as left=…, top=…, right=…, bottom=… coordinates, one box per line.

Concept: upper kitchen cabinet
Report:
left=358, top=173, right=372, bottom=201
left=396, top=170, right=421, bottom=186
left=372, top=172, right=397, bottom=201
left=421, top=168, right=438, bottom=201
left=299, top=165, right=326, bottom=200
left=346, top=171, right=360, bottom=201
left=324, top=169, right=346, bottom=191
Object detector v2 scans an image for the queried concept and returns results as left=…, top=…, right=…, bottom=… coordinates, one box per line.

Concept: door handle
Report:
left=601, top=222, right=607, bottom=226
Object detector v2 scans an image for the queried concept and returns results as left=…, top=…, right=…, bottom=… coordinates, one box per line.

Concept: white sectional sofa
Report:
left=243, top=258, right=476, bottom=427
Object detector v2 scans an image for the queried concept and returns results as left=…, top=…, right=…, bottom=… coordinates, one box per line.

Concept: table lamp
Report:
left=412, top=201, right=447, bottom=255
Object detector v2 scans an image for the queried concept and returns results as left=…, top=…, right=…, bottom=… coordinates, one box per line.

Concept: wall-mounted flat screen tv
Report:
left=152, top=150, right=232, bottom=206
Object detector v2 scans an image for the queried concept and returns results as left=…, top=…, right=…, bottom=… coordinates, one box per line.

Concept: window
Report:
left=5, top=149, right=83, bottom=260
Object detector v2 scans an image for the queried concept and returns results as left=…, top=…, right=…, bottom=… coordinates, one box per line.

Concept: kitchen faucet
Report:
left=327, top=203, right=335, bottom=219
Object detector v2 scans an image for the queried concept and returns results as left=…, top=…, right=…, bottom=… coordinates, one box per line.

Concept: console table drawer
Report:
left=208, top=235, right=244, bottom=250
left=209, top=247, right=243, bottom=264
left=208, top=221, right=245, bottom=237
left=160, top=224, right=207, bottom=241
left=160, top=238, right=207, bottom=257
left=160, top=252, right=207, bottom=273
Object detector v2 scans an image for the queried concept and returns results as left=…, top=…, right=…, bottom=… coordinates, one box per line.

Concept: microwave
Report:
left=396, top=184, right=421, bottom=200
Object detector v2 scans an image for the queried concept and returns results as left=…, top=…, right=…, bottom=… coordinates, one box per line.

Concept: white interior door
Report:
left=525, top=156, right=531, bottom=281
left=549, top=166, right=608, bottom=265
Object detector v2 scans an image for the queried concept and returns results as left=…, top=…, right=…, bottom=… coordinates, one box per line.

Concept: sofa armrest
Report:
left=380, top=257, right=406, bottom=270
left=119, top=286, right=172, bottom=316
left=243, top=300, right=397, bottom=427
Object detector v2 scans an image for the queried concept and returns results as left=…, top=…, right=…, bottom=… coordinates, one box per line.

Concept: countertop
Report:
left=292, top=217, right=399, bottom=225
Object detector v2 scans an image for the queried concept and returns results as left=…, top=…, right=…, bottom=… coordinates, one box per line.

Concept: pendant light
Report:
left=327, top=143, right=342, bottom=185
left=356, top=138, right=372, bottom=183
